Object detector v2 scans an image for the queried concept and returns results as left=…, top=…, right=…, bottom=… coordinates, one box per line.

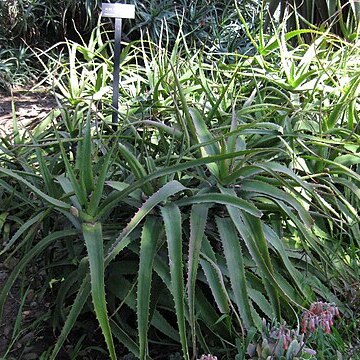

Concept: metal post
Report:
left=112, top=17, right=122, bottom=125
left=101, top=3, right=135, bottom=127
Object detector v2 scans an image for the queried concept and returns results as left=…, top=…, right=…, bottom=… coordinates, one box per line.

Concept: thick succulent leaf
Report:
left=327, top=75, right=360, bottom=129
left=82, top=222, right=116, bottom=360
left=53, top=127, right=88, bottom=207
left=216, top=217, right=254, bottom=329
left=256, top=162, right=312, bottom=192
left=111, top=320, right=149, bottom=359
left=263, top=224, right=313, bottom=299
left=137, top=217, right=160, bottom=360
left=0, top=178, right=35, bottom=208
left=105, top=181, right=186, bottom=264
left=79, top=110, right=95, bottom=196
left=50, top=277, right=91, bottom=359
left=88, top=146, right=115, bottom=216
left=219, top=187, right=301, bottom=316
left=161, top=204, right=189, bottom=360
left=52, top=229, right=129, bottom=358
left=247, top=288, right=274, bottom=320
left=194, top=287, right=231, bottom=340
left=187, top=204, right=209, bottom=355
left=56, top=175, right=82, bottom=209
left=275, top=200, right=329, bottom=264
left=118, top=142, right=153, bottom=196
left=200, top=237, right=230, bottom=315
left=190, top=108, right=220, bottom=157
left=34, top=146, right=57, bottom=197
left=54, top=269, right=80, bottom=323
left=108, top=272, right=180, bottom=342
left=189, top=107, right=220, bottom=178
left=169, top=62, right=196, bottom=141
left=239, top=211, right=281, bottom=319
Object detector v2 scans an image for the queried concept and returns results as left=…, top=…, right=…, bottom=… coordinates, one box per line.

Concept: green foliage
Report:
left=0, top=45, right=39, bottom=89
left=0, top=6, right=360, bottom=360
left=0, top=0, right=101, bottom=45
left=127, top=0, right=261, bottom=50
left=266, top=0, right=360, bottom=39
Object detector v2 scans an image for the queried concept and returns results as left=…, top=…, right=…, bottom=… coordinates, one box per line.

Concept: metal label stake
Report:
left=101, top=3, right=135, bottom=126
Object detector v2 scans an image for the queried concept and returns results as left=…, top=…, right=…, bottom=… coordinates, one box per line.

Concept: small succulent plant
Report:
left=247, top=320, right=317, bottom=360
left=246, top=301, right=340, bottom=359
left=301, top=301, right=340, bottom=334
left=198, top=355, right=218, bottom=360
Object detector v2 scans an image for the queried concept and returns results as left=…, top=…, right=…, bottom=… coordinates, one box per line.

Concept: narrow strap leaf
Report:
left=176, top=193, right=262, bottom=218
left=79, top=109, right=95, bottom=195
left=0, top=210, right=48, bottom=255
left=118, top=142, right=154, bottom=196
left=53, top=127, right=88, bottom=207
left=0, top=167, right=70, bottom=210
left=0, top=229, right=78, bottom=322
left=98, top=150, right=269, bottom=218
left=51, top=278, right=91, bottom=360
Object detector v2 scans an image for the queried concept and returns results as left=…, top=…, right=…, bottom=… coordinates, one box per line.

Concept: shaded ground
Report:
left=0, top=89, right=57, bottom=359
left=0, top=267, right=18, bottom=357
left=0, top=261, right=54, bottom=359
left=0, top=89, right=56, bottom=137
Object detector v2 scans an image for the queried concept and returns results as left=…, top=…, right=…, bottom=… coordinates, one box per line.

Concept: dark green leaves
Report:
left=161, top=204, right=189, bottom=360
left=82, top=222, right=116, bottom=360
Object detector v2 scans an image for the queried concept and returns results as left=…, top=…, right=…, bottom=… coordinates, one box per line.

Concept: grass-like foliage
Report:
left=0, top=8, right=360, bottom=360
left=266, top=0, right=360, bottom=40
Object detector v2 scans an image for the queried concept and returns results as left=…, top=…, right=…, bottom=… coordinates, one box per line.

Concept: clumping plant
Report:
left=198, top=355, right=218, bottom=360
left=247, top=320, right=317, bottom=359
left=247, top=302, right=341, bottom=359
left=301, top=302, right=340, bottom=334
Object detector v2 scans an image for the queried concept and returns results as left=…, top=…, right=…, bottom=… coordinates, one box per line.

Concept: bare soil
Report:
left=0, top=89, right=56, bottom=137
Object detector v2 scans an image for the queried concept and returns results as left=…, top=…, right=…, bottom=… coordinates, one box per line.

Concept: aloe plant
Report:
left=0, top=13, right=359, bottom=359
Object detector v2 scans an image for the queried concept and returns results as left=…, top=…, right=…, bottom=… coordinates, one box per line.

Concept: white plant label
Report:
left=101, top=3, right=135, bottom=19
